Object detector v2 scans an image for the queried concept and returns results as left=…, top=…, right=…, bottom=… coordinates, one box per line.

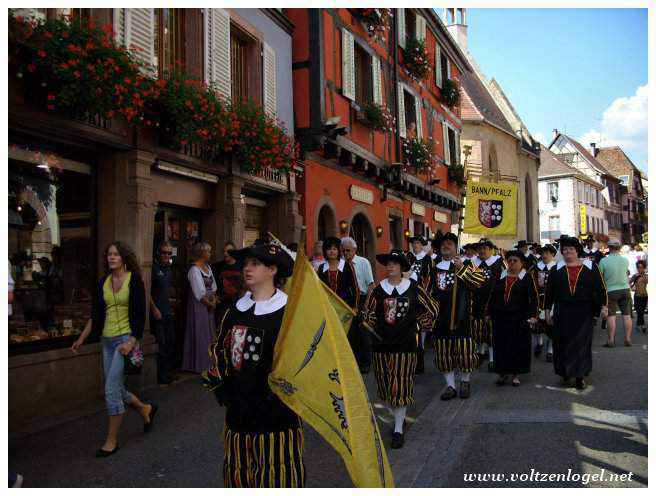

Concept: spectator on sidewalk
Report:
left=341, top=237, right=375, bottom=374
left=212, top=241, right=243, bottom=317
left=631, top=260, right=648, bottom=333
left=71, top=241, right=157, bottom=457
left=183, top=242, right=217, bottom=374
left=150, top=241, right=176, bottom=385
left=599, top=240, right=633, bottom=347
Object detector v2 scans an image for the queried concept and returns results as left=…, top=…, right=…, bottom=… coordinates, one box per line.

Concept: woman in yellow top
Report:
left=72, top=241, right=157, bottom=457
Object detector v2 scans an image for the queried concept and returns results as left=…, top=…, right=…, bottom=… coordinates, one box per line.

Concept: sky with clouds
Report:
left=454, top=8, right=648, bottom=172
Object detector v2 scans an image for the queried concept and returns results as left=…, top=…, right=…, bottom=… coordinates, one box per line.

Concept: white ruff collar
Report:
left=537, top=260, right=556, bottom=270
left=500, top=268, right=526, bottom=280
left=236, top=289, right=288, bottom=315
left=320, top=259, right=345, bottom=272
left=436, top=260, right=452, bottom=270
left=482, top=255, right=500, bottom=267
left=413, top=250, right=426, bottom=261
left=380, top=278, right=411, bottom=296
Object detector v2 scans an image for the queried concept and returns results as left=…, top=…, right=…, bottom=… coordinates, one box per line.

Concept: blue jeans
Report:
left=102, top=334, right=134, bottom=416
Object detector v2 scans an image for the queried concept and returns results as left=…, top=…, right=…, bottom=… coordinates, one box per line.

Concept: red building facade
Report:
left=286, top=8, right=471, bottom=277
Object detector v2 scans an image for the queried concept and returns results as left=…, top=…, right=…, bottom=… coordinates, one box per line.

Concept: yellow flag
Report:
left=269, top=248, right=394, bottom=488
left=463, top=181, right=518, bottom=235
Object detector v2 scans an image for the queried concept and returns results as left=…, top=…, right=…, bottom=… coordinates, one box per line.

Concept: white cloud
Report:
left=579, top=85, right=648, bottom=168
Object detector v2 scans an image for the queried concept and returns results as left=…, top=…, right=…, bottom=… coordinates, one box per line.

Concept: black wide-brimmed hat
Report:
left=559, top=236, right=583, bottom=256
left=505, top=249, right=526, bottom=263
left=376, top=249, right=411, bottom=272
left=542, top=243, right=557, bottom=255
left=408, top=235, right=428, bottom=245
left=478, top=238, right=495, bottom=250
left=229, top=243, right=294, bottom=278
left=516, top=240, right=528, bottom=249
left=463, top=242, right=479, bottom=251
left=435, top=232, right=458, bottom=249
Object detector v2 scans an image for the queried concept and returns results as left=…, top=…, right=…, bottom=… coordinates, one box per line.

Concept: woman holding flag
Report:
left=362, top=249, right=438, bottom=449
left=202, top=242, right=305, bottom=487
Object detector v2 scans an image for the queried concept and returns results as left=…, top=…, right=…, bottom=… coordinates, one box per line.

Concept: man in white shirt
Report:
left=341, top=237, right=375, bottom=373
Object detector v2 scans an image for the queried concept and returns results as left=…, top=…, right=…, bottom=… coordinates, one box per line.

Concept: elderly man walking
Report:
left=341, top=237, right=375, bottom=373
left=599, top=239, right=633, bottom=347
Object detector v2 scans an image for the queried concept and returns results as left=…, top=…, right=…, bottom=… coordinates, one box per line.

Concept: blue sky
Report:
left=448, top=8, right=648, bottom=172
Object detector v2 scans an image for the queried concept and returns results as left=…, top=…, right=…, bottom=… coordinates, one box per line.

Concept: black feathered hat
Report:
left=229, top=243, right=294, bottom=278
left=376, top=249, right=411, bottom=272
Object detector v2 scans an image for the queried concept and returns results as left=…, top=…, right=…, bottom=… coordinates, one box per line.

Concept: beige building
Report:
left=444, top=8, right=540, bottom=249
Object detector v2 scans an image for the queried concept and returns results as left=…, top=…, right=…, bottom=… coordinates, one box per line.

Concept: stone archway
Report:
left=315, top=199, right=337, bottom=243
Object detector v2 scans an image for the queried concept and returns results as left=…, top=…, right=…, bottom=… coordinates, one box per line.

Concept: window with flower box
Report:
left=354, top=43, right=372, bottom=105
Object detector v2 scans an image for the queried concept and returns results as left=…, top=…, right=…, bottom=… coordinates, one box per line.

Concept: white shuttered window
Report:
left=341, top=29, right=356, bottom=100
left=442, top=121, right=451, bottom=165
left=372, top=56, right=383, bottom=105
left=123, top=9, right=156, bottom=75
left=415, top=15, right=426, bottom=42
left=204, top=8, right=231, bottom=99
left=397, top=83, right=407, bottom=138
left=397, top=8, right=406, bottom=48
left=263, top=43, right=277, bottom=116
left=435, top=44, right=443, bottom=88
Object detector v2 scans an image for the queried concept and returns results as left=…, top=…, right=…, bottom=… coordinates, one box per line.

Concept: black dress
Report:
left=316, top=259, right=360, bottom=309
left=204, top=289, right=305, bottom=488
left=362, top=278, right=438, bottom=407
left=487, top=269, right=539, bottom=375
left=470, top=255, right=506, bottom=347
left=544, top=261, right=608, bottom=380
left=534, top=260, right=557, bottom=338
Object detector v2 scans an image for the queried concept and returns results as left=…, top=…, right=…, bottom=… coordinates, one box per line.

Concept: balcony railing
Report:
left=249, top=167, right=289, bottom=192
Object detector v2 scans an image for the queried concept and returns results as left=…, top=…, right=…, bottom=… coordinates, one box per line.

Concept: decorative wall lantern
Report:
left=339, top=220, right=349, bottom=233
left=404, top=229, right=411, bottom=238
left=376, top=226, right=384, bottom=237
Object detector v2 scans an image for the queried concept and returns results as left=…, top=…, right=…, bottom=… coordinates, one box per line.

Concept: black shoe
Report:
left=440, top=386, right=457, bottom=401
left=546, top=352, right=553, bottom=363
left=575, top=378, right=587, bottom=390
left=488, top=361, right=495, bottom=372
left=459, top=381, right=471, bottom=399
left=602, top=342, right=615, bottom=348
left=391, top=431, right=405, bottom=449
left=144, top=404, right=158, bottom=433
left=534, top=344, right=543, bottom=358
left=95, top=445, right=119, bottom=458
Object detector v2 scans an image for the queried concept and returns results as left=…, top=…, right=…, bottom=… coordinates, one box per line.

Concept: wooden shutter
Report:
left=125, top=9, right=156, bottom=75
left=442, top=121, right=451, bottom=165
left=341, top=29, right=355, bottom=100
left=454, top=129, right=461, bottom=165
left=113, top=8, right=126, bottom=47
left=398, top=83, right=407, bottom=138
left=414, top=95, right=423, bottom=139
left=416, top=15, right=426, bottom=42
left=263, top=42, right=277, bottom=116
left=204, top=8, right=231, bottom=99
left=435, top=44, right=443, bottom=88
left=446, top=58, right=452, bottom=80
left=372, top=56, right=383, bottom=105
left=397, top=8, right=406, bottom=48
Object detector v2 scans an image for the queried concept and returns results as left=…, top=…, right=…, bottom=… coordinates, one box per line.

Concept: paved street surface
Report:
left=10, top=320, right=647, bottom=488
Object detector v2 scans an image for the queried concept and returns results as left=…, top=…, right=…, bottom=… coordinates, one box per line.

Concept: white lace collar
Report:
left=380, top=278, right=411, bottom=296
left=537, top=260, right=556, bottom=270
left=436, top=260, right=452, bottom=270
left=320, top=259, right=345, bottom=273
left=500, top=268, right=527, bottom=280
left=556, top=260, right=592, bottom=270
left=235, top=289, right=288, bottom=315
left=413, top=250, right=426, bottom=261
left=481, top=255, right=500, bottom=267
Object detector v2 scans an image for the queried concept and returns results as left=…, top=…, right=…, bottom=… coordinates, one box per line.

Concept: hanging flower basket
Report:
left=353, top=9, right=392, bottom=41
left=401, top=38, right=430, bottom=81
left=402, top=137, right=433, bottom=172
left=357, top=102, right=395, bottom=133
left=441, top=78, right=460, bottom=108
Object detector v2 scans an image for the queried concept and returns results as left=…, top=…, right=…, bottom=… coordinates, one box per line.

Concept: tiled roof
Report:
left=539, top=145, right=580, bottom=177
left=559, top=134, right=612, bottom=176
left=458, top=69, right=515, bottom=137
left=595, top=147, right=637, bottom=177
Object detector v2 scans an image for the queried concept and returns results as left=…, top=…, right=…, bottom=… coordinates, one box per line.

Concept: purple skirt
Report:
left=182, top=295, right=216, bottom=374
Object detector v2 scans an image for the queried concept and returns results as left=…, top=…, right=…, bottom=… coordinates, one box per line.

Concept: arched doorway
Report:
left=349, top=213, right=375, bottom=264
left=317, top=204, right=336, bottom=241
left=525, top=173, right=534, bottom=240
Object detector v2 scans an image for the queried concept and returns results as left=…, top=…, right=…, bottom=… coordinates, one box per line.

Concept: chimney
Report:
left=590, top=142, right=598, bottom=157
left=445, top=8, right=468, bottom=52
left=552, top=128, right=558, bottom=140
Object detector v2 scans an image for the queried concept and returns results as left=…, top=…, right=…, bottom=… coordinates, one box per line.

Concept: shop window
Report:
left=155, top=8, right=185, bottom=75
left=9, top=157, right=95, bottom=354
left=354, top=43, right=372, bottom=105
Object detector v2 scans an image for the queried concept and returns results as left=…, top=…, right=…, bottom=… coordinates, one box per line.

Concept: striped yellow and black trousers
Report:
left=471, top=317, right=493, bottom=346
left=433, top=336, right=478, bottom=373
left=223, top=425, right=305, bottom=488
left=372, top=352, right=417, bottom=408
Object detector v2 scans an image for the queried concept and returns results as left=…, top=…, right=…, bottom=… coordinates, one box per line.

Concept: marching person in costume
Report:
left=517, top=240, right=538, bottom=270
left=470, top=239, right=506, bottom=371
left=405, top=235, right=432, bottom=373
left=534, top=244, right=557, bottom=361
left=316, top=236, right=360, bottom=309
left=362, top=249, right=438, bottom=449
left=582, top=234, right=604, bottom=265
left=203, top=243, right=305, bottom=487
left=486, top=250, right=539, bottom=387
left=462, top=243, right=480, bottom=264
left=544, top=237, right=608, bottom=390
left=427, top=233, right=487, bottom=400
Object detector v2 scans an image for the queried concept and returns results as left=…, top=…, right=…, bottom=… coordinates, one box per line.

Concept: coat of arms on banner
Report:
left=479, top=200, right=503, bottom=228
